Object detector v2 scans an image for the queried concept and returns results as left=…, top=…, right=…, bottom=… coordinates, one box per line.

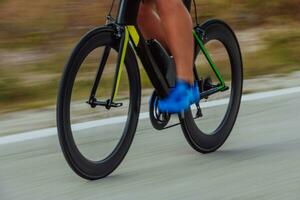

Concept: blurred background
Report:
left=0, top=0, right=299, bottom=135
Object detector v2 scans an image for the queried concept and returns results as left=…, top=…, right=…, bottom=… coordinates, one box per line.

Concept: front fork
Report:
left=87, top=25, right=129, bottom=110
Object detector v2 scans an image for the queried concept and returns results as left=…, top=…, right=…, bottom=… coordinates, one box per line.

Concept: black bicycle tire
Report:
left=180, top=19, right=243, bottom=154
left=57, top=26, right=141, bottom=180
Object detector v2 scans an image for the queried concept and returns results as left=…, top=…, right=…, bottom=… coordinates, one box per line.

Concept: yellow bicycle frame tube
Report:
left=112, top=26, right=140, bottom=102
left=127, top=25, right=140, bottom=46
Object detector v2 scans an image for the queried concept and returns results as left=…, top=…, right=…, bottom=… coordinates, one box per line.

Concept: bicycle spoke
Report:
left=88, top=46, right=111, bottom=102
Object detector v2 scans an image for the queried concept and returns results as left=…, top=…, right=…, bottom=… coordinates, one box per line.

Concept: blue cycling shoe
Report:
left=158, top=80, right=200, bottom=114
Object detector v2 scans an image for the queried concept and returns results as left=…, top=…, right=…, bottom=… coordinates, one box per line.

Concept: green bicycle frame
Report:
left=193, top=30, right=226, bottom=90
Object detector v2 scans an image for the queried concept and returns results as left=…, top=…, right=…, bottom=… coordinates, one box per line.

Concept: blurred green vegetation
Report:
left=0, top=0, right=299, bottom=112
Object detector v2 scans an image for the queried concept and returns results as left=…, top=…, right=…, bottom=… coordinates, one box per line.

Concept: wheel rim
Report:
left=192, top=38, right=234, bottom=135
left=67, top=43, right=133, bottom=163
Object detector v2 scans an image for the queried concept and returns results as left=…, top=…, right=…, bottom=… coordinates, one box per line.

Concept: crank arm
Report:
left=200, top=85, right=229, bottom=99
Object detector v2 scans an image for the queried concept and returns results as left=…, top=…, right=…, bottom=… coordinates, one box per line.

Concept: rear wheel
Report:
left=57, top=26, right=141, bottom=180
left=180, top=20, right=243, bottom=153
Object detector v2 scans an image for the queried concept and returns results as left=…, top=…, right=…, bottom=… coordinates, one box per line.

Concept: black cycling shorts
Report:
left=183, top=0, right=192, bottom=11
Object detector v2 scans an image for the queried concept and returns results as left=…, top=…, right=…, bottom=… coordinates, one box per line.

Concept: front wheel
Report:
left=180, top=20, right=243, bottom=153
left=57, top=26, right=141, bottom=180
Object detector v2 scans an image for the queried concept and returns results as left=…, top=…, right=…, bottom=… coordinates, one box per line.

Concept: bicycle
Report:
left=57, top=0, right=243, bottom=180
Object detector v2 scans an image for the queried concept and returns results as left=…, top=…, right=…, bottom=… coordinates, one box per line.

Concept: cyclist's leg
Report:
left=155, top=0, right=198, bottom=113
left=155, top=0, right=194, bottom=84
left=137, top=0, right=168, bottom=48
left=138, top=0, right=198, bottom=113
left=138, top=0, right=194, bottom=83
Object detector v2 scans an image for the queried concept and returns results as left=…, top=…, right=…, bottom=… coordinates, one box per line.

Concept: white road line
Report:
left=0, top=86, right=300, bottom=145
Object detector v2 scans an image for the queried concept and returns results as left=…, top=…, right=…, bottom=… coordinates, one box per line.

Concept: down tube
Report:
left=116, top=0, right=141, bottom=25
left=127, top=25, right=169, bottom=98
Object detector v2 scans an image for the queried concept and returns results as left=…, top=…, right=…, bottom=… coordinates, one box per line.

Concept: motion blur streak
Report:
left=0, top=86, right=299, bottom=145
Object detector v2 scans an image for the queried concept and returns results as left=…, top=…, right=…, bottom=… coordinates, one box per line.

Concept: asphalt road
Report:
left=0, top=89, right=300, bottom=200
